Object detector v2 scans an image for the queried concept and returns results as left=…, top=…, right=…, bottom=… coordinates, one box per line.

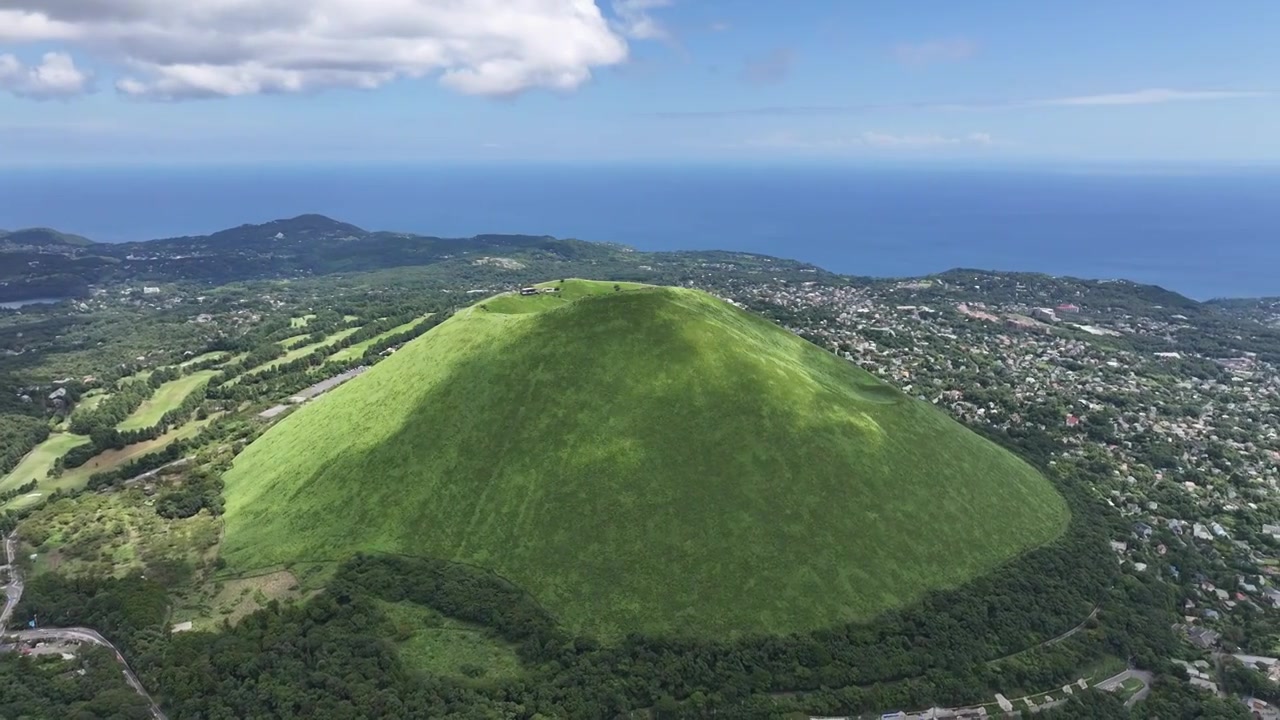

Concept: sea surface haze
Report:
left=3, top=165, right=1277, bottom=300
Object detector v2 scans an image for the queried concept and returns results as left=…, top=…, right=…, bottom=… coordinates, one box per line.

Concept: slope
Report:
left=222, top=280, right=1068, bottom=639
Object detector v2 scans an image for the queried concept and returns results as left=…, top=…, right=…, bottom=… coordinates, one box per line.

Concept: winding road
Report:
left=1, top=531, right=168, bottom=720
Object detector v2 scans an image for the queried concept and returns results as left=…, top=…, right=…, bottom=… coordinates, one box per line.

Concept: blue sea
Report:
left=2, top=165, right=1277, bottom=300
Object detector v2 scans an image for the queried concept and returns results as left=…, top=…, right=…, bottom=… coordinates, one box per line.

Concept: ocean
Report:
left=2, top=165, right=1277, bottom=300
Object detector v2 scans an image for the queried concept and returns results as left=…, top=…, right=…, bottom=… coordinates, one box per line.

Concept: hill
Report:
left=222, top=280, right=1069, bottom=638
left=0, top=228, right=95, bottom=247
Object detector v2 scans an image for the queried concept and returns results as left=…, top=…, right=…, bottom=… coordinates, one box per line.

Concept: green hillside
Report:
left=222, top=280, right=1068, bottom=639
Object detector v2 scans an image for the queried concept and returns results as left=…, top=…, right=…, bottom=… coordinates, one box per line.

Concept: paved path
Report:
left=1, top=531, right=168, bottom=720
left=0, top=533, right=22, bottom=629
left=1095, top=668, right=1155, bottom=707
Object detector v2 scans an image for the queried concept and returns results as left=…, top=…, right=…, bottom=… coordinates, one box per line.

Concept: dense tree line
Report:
left=154, top=468, right=224, bottom=519
left=0, top=412, right=50, bottom=476
left=68, top=366, right=184, bottom=437
left=14, top=507, right=1119, bottom=720
left=208, top=312, right=449, bottom=404
left=0, top=479, right=38, bottom=504
left=85, top=439, right=191, bottom=491
left=0, top=646, right=153, bottom=719
left=62, top=381, right=207, bottom=470
left=1044, top=673, right=1251, bottom=719
left=8, top=406, right=1137, bottom=719
left=208, top=342, right=286, bottom=384
left=14, top=574, right=169, bottom=659
left=1220, top=658, right=1280, bottom=704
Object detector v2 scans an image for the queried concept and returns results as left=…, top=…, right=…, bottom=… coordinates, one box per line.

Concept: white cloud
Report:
left=0, top=0, right=638, bottom=99
left=611, top=0, right=672, bottom=40
left=1034, top=88, right=1270, bottom=107
left=893, top=39, right=977, bottom=66
left=0, top=51, right=90, bottom=98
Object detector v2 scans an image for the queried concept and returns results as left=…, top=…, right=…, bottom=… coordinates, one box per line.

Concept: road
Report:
left=1095, top=668, right=1155, bottom=707
left=1, top=531, right=168, bottom=720
left=0, top=533, right=22, bottom=629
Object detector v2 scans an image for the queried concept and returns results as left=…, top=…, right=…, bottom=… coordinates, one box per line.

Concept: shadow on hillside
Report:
left=255, top=288, right=1067, bottom=640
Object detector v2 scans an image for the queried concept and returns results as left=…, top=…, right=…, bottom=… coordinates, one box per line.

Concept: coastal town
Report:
left=708, top=270, right=1280, bottom=718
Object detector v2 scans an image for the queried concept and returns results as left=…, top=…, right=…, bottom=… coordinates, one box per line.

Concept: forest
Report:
left=0, top=412, right=50, bottom=477
left=7, top=450, right=1159, bottom=719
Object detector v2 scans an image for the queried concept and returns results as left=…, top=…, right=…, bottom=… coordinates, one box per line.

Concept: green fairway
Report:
left=290, top=314, right=316, bottom=328
left=278, top=327, right=360, bottom=363
left=0, top=432, right=89, bottom=495
left=6, top=417, right=213, bottom=511
left=223, top=280, right=1068, bottom=640
left=239, top=327, right=362, bottom=380
left=328, top=315, right=434, bottom=362
left=118, top=370, right=217, bottom=430
left=77, top=391, right=108, bottom=412
left=279, top=334, right=312, bottom=349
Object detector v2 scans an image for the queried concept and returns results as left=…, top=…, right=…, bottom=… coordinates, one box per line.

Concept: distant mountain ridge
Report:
left=0, top=228, right=96, bottom=247
left=0, top=213, right=1245, bottom=313
left=147, top=214, right=370, bottom=247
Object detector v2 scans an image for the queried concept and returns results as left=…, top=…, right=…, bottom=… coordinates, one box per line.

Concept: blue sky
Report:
left=1, top=0, right=1277, bottom=166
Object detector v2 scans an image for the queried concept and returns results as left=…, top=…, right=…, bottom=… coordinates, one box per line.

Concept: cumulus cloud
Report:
left=893, top=39, right=977, bottom=66
left=0, top=0, right=647, bottom=99
left=0, top=51, right=90, bottom=98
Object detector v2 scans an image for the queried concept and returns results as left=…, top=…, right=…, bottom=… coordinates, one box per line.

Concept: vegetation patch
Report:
left=17, top=485, right=219, bottom=583
left=223, top=280, right=1068, bottom=640
left=377, top=600, right=525, bottom=682
left=193, top=570, right=303, bottom=628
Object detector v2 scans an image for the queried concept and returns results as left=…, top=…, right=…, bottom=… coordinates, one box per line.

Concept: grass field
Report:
left=180, top=351, right=229, bottom=367
left=378, top=600, right=524, bottom=682
left=236, top=327, right=363, bottom=382
left=77, top=390, right=109, bottom=412
left=277, top=327, right=361, bottom=364
left=290, top=314, right=316, bottom=328
left=279, top=334, right=312, bottom=349
left=328, top=315, right=433, bottom=362
left=0, top=432, right=90, bottom=495
left=118, top=370, right=217, bottom=430
left=222, top=280, right=1069, bottom=640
